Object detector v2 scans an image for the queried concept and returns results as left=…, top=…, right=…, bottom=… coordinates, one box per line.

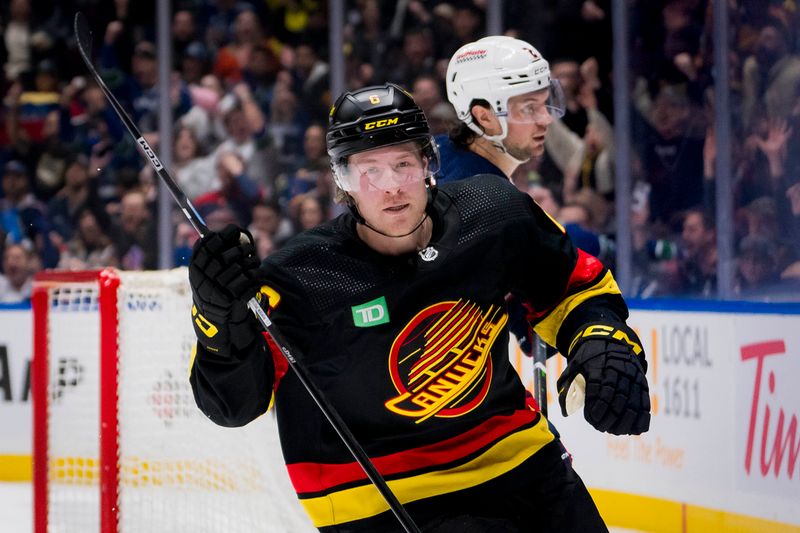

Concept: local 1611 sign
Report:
left=509, top=309, right=800, bottom=528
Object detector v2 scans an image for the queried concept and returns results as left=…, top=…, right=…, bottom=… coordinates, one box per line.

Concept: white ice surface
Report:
left=1, top=482, right=32, bottom=533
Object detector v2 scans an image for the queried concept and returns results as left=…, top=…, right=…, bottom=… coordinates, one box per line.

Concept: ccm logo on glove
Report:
left=567, top=324, right=643, bottom=357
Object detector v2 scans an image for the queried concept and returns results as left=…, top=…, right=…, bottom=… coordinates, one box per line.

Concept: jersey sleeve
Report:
left=188, top=262, right=309, bottom=427
left=507, top=192, right=630, bottom=357
left=189, top=335, right=275, bottom=427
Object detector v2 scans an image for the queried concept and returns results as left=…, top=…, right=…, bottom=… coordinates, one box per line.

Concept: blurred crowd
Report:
left=518, top=0, right=800, bottom=300
left=0, top=0, right=799, bottom=303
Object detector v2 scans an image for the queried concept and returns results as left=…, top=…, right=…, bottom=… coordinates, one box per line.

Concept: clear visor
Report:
left=500, top=79, right=566, bottom=123
left=332, top=140, right=439, bottom=193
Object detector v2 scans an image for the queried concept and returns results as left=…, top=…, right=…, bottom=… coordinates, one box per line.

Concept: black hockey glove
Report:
left=557, top=323, right=650, bottom=435
left=189, top=224, right=264, bottom=357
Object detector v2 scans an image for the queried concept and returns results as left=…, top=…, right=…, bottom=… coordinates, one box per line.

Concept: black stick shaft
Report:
left=74, top=12, right=420, bottom=533
left=247, top=302, right=419, bottom=531
left=533, top=335, right=548, bottom=417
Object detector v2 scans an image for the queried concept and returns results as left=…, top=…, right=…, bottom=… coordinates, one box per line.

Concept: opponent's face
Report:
left=503, top=89, right=554, bottom=159
left=348, top=143, right=429, bottom=236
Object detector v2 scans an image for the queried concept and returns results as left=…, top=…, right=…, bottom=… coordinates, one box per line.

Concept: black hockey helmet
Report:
left=326, top=83, right=439, bottom=192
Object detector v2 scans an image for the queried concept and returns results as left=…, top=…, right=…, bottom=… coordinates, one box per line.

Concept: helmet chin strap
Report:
left=466, top=116, right=530, bottom=167
left=482, top=118, right=531, bottom=166
left=353, top=207, right=430, bottom=238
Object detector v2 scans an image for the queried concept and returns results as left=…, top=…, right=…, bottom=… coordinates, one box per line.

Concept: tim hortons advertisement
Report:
left=735, top=317, right=799, bottom=503
left=509, top=308, right=800, bottom=527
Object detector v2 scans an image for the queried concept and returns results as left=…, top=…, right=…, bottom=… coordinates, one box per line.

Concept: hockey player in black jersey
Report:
left=188, top=83, right=650, bottom=532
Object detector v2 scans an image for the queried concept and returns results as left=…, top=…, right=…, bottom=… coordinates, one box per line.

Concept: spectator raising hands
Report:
left=755, top=118, right=793, bottom=180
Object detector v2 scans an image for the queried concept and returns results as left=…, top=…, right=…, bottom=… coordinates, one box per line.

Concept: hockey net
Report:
left=32, top=268, right=313, bottom=533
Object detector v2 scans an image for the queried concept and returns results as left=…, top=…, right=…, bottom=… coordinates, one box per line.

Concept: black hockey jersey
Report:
left=190, top=174, right=628, bottom=531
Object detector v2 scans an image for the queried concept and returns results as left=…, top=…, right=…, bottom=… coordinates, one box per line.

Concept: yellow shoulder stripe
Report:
left=533, top=271, right=621, bottom=347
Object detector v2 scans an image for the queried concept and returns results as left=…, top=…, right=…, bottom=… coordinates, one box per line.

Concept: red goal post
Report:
left=31, top=268, right=312, bottom=533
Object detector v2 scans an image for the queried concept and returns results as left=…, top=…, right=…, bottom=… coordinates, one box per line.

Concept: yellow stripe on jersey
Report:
left=188, top=343, right=198, bottom=380
left=543, top=209, right=565, bottom=234
left=299, top=415, right=555, bottom=527
left=533, top=271, right=621, bottom=348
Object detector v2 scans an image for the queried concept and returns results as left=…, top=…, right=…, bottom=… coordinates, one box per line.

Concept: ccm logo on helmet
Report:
left=363, top=117, right=399, bottom=130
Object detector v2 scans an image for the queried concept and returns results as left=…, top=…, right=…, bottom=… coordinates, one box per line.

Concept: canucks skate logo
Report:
left=385, top=300, right=507, bottom=423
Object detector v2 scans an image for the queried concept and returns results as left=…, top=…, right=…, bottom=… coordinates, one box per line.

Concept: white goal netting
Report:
left=34, top=268, right=313, bottom=533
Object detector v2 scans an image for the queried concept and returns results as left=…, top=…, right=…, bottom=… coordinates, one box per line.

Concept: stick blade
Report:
left=74, top=12, right=93, bottom=64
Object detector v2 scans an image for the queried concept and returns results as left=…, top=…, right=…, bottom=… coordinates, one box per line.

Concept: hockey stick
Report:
left=73, top=13, right=420, bottom=533
left=532, top=335, right=548, bottom=417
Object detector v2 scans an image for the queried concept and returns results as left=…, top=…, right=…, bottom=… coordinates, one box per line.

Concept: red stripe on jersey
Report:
left=569, top=249, right=604, bottom=288
left=525, top=248, right=604, bottom=320
left=262, top=332, right=289, bottom=391
left=286, top=409, right=538, bottom=494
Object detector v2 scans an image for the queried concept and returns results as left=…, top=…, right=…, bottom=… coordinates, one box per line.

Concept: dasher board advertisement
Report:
left=511, top=304, right=800, bottom=531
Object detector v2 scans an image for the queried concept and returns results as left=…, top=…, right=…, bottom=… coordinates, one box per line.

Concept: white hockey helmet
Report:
left=446, top=36, right=565, bottom=152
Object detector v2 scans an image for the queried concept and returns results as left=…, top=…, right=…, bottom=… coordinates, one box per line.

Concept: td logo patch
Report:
left=352, top=296, right=390, bottom=327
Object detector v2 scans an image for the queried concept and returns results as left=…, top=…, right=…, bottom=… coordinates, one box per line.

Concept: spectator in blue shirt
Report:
left=0, top=160, right=58, bottom=267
